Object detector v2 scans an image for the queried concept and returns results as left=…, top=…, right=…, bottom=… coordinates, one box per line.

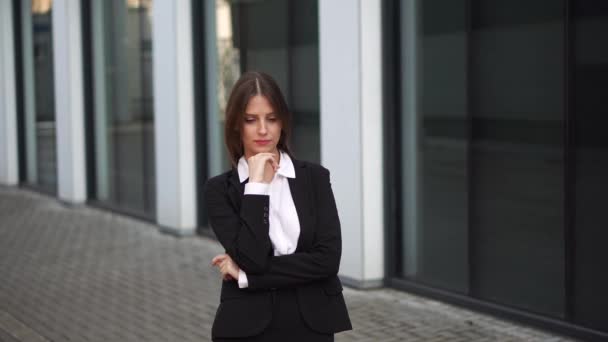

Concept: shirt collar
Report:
left=237, top=150, right=296, bottom=183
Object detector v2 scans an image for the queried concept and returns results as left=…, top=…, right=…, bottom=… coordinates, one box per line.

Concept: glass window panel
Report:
left=399, top=0, right=470, bottom=293
left=20, top=0, right=57, bottom=193
left=470, top=0, right=565, bottom=317
left=572, top=0, right=608, bottom=331
left=89, top=0, right=155, bottom=217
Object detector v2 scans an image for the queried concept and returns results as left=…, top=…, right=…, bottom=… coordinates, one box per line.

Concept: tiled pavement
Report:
left=0, top=186, right=578, bottom=342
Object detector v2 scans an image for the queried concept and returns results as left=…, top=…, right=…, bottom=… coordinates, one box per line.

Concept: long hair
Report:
left=224, top=71, right=293, bottom=167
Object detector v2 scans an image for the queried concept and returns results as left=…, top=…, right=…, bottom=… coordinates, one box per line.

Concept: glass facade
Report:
left=19, top=0, right=57, bottom=193
left=203, top=0, right=320, bottom=180
left=86, top=0, right=155, bottom=217
left=393, top=0, right=608, bottom=335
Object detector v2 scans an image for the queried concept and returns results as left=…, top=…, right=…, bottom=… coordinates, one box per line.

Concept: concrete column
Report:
left=0, top=0, right=18, bottom=186
left=320, top=0, right=384, bottom=288
left=152, top=0, right=197, bottom=235
left=52, top=0, right=87, bottom=202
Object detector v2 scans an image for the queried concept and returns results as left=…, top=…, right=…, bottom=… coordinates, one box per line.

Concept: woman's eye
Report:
left=267, top=117, right=278, bottom=122
left=244, top=118, right=255, bottom=123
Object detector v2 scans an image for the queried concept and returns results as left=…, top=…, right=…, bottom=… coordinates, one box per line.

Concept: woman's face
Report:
left=241, top=95, right=282, bottom=158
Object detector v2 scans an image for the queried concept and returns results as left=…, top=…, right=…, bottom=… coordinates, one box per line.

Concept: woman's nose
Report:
left=258, top=122, right=267, bottom=134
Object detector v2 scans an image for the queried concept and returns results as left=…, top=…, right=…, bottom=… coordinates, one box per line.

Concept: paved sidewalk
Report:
left=0, top=187, right=577, bottom=341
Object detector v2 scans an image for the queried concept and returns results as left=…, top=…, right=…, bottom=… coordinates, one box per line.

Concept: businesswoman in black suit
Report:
left=205, top=71, right=352, bottom=341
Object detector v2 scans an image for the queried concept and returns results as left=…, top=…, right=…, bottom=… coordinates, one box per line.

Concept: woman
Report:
left=205, top=71, right=352, bottom=341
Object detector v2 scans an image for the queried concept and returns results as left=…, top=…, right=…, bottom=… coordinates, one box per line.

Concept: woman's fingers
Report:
left=247, top=152, right=276, bottom=163
left=211, top=253, right=228, bottom=265
left=267, top=156, right=279, bottom=172
left=258, top=153, right=279, bottom=170
left=218, top=259, right=229, bottom=273
left=220, top=263, right=229, bottom=276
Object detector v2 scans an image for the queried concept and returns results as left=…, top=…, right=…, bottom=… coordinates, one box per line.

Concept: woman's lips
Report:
left=254, top=140, right=272, bottom=146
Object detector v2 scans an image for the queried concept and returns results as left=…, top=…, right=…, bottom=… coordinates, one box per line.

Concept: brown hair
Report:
left=224, top=71, right=293, bottom=167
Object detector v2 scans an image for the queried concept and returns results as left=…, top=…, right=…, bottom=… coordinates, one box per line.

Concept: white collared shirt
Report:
left=236, top=150, right=300, bottom=288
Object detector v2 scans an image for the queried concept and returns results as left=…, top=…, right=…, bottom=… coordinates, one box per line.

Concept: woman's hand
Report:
left=247, top=152, right=279, bottom=183
left=211, top=253, right=240, bottom=281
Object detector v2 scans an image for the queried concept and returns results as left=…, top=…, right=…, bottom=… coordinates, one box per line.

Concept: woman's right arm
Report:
left=204, top=177, right=272, bottom=274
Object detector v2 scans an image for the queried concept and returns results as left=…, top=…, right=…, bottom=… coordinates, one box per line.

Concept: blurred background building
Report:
left=0, top=0, right=606, bottom=340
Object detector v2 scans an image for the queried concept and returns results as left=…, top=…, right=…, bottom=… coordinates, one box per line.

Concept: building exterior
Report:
left=0, top=0, right=606, bottom=340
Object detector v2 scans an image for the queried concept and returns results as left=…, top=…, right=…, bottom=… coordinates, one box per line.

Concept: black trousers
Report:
left=213, top=288, right=334, bottom=342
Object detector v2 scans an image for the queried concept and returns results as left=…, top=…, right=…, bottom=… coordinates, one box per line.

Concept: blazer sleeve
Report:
left=204, top=177, right=273, bottom=274
left=245, top=168, right=342, bottom=290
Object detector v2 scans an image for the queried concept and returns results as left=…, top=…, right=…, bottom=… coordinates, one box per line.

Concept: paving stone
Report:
left=0, top=327, right=20, bottom=342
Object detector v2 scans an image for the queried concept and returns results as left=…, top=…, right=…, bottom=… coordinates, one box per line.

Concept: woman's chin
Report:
left=243, top=148, right=273, bottom=158
left=251, top=145, right=277, bottom=154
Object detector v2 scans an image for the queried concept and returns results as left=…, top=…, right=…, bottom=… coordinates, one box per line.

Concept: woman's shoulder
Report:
left=293, top=158, right=331, bottom=178
left=204, top=170, right=233, bottom=193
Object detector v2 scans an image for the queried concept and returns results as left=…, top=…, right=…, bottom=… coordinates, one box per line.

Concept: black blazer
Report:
left=204, top=158, right=352, bottom=339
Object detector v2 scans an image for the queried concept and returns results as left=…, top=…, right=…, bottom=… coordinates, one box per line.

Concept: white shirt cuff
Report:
left=238, top=269, right=249, bottom=288
left=244, top=182, right=270, bottom=195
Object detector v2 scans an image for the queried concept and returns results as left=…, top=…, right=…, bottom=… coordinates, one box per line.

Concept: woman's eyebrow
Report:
left=244, top=112, right=276, bottom=116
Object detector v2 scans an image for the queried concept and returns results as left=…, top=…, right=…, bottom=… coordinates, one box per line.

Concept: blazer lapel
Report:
left=289, top=159, right=314, bottom=253
left=227, top=168, right=245, bottom=210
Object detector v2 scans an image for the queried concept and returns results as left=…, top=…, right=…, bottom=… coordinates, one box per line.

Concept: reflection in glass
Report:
left=89, top=0, right=155, bottom=217
left=31, top=0, right=51, bottom=14
left=470, top=0, right=565, bottom=317
left=572, top=0, right=608, bottom=331
left=20, top=0, right=57, bottom=193
left=216, top=0, right=240, bottom=118
left=206, top=0, right=320, bottom=178
left=399, top=0, right=470, bottom=294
